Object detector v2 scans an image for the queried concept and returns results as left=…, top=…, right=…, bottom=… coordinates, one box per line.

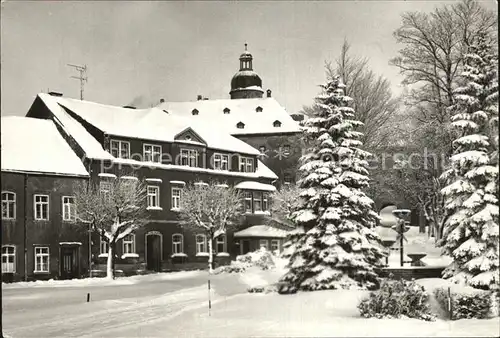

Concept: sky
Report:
left=1, top=0, right=497, bottom=116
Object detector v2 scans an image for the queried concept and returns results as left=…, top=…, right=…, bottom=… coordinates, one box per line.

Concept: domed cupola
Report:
left=230, top=44, right=264, bottom=99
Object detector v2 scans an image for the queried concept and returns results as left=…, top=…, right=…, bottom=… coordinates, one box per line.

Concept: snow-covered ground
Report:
left=2, top=270, right=205, bottom=289
left=3, top=256, right=498, bottom=338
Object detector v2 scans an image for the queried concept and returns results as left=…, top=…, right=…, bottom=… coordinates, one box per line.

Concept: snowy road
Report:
left=2, top=271, right=249, bottom=338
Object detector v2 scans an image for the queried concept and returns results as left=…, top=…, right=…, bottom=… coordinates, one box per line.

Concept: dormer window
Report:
left=223, top=107, right=230, bottom=114
left=192, top=109, right=199, bottom=116
left=236, top=122, right=245, bottom=129
left=256, top=106, right=263, bottom=113
left=273, top=120, right=282, bottom=128
left=185, top=135, right=192, bottom=141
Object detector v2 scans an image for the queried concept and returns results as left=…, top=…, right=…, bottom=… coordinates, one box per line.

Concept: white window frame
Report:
left=100, top=237, right=109, bottom=255
left=171, top=187, right=182, bottom=210
left=244, top=191, right=253, bottom=213
left=143, top=144, right=162, bottom=163
left=195, top=234, right=208, bottom=254
left=1, top=245, right=16, bottom=273
left=147, top=185, right=160, bottom=208
left=122, top=234, right=136, bottom=254
left=284, top=173, right=292, bottom=185
left=62, top=196, right=76, bottom=221
left=216, top=235, right=226, bottom=253
left=213, top=153, right=229, bottom=171
left=34, top=246, right=50, bottom=273
left=2, top=191, right=16, bottom=220
left=259, top=239, right=269, bottom=250
left=254, top=192, right=262, bottom=212
left=262, top=193, right=269, bottom=211
left=180, top=148, right=198, bottom=167
left=283, top=145, right=291, bottom=156
left=239, top=156, right=254, bottom=173
left=271, top=239, right=280, bottom=252
left=172, top=234, right=184, bottom=254
left=34, top=194, right=49, bottom=221
left=100, top=181, right=112, bottom=200
left=110, top=139, right=130, bottom=159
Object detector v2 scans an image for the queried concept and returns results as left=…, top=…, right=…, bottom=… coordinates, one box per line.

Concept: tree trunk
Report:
left=208, top=237, right=214, bottom=274
left=106, top=243, right=114, bottom=280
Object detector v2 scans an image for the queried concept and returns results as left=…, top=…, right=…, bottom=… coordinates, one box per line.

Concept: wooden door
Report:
left=147, top=235, right=162, bottom=272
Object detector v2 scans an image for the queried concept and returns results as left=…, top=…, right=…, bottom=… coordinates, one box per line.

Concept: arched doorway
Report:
left=145, top=231, right=163, bottom=272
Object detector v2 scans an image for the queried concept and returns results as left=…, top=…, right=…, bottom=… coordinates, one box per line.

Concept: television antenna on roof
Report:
left=67, top=64, right=88, bottom=100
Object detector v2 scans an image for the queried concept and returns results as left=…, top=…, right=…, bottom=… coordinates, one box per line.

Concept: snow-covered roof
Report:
left=37, top=93, right=113, bottom=160
left=1, top=116, right=89, bottom=177
left=158, top=97, right=302, bottom=135
left=255, top=160, right=278, bottom=180
left=38, top=94, right=260, bottom=156
left=234, top=181, right=277, bottom=192
left=234, top=225, right=290, bottom=238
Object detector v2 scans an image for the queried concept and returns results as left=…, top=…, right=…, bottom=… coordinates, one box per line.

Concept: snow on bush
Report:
left=358, top=276, right=436, bottom=321
left=434, top=287, right=493, bottom=320
left=214, top=248, right=278, bottom=275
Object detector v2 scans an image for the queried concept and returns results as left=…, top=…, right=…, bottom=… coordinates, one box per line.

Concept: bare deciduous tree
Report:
left=270, top=184, right=302, bottom=227
left=177, top=182, right=242, bottom=272
left=74, top=175, right=149, bottom=279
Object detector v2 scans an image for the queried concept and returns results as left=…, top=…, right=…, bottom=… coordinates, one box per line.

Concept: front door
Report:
left=146, top=234, right=162, bottom=272
left=60, top=246, right=78, bottom=279
left=241, top=240, right=251, bottom=255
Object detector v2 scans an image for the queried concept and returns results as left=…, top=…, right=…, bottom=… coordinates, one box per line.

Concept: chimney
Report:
left=48, top=91, right=63, bottom=97
left=197, top=95, right=203, bottom=101
left=160, top=98, right=165, bottom=103
left=266, top=89, right=272, bottom=98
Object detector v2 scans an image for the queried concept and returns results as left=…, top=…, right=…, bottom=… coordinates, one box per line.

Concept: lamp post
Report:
left=391, top=209, right=411, bottom=267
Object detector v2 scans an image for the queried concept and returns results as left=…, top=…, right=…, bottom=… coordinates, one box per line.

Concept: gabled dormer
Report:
left=174, top=127, right=206, bottom=145
left=236, top=122, right=245, bottom=129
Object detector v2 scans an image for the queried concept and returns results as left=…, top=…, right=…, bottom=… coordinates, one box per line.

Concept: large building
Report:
left=1, top=46, right=301, bottom=282
left=158, top=44, right=303, bottom=187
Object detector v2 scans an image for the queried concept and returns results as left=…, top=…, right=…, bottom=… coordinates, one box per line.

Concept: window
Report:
left=259, top=239, right=269, bottom=250
left=254, top=192, right=262, bottom=212
left=273, top=120, right=282, bottom=128
left=172, top=234, right=184, bottom=254
left=34, top=247, right=49, bottom=273
left=283, top=145, right=291, bottom=156
left=239, top=157, right=254, bottom=173
left=122, top=234, right=136, bottom=254
left=34, top=195, right=49, bottom=220
left=147, top=186, right=160, bottom=208
left=236, top=122, right=245, bottom=129
left=213, top=153, right=229, bottom=170
left=256, top=106, right=263, bottom=113
left=271, top=240, right=280, bottom=252
left=144, top=144, right=162, bottom=163
left=223, top=107, right=230, bottom=114
left=196, top=234, right=207, bottom=254
left=171, top=188, right=181, bottom=210
left=110, top=140, right=130, bottom=159
left=180, top=149, right=198, bottom=167
left=1, top=246, right=15, bottom=273
left=262, top=193, right=269, bottom=211
left=100, top=181, right=112, bottom=200
left=2, top=192, right=16, bottom=220
left=62, top=196, right=76, bottom=221
left=284, top=173, right=292, bottom=185
left=244, top=192, right=253, bottom=213
left=100, top=238, right=109, bottom=255
left=216, top=235, right=226, bottom=253
left=192, top=109, right=199, bottom=115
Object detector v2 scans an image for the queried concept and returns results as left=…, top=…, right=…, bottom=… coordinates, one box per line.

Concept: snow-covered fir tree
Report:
left=440, top=32, right=499, bottom=290
left=278, top=77, right=385, bottom=294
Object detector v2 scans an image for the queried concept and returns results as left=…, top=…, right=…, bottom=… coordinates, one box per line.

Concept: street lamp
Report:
left=391, top=209, right=411, bottom=267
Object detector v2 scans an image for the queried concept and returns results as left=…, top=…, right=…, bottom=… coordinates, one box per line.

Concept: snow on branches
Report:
left=278, top=77, right=385, bottom=294
left=440, top=32, right=499, bottom=290
left=73, top=174, right=149, bottom=279
left=177, top=181, right=242, bottom=272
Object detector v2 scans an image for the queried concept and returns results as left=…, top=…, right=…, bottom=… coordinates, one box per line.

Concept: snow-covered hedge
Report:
left=214, top=248, right=277, bottom=274
left=358, top=278, right=436, bottom=321
left=434, top=287, right=493, bottom=320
